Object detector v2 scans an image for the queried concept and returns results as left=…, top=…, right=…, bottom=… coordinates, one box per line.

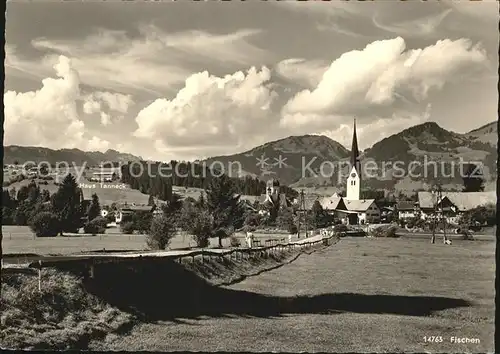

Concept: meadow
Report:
left=91, top=236, right=495, bottom=352
left=1, top=225, right=291, bottom=257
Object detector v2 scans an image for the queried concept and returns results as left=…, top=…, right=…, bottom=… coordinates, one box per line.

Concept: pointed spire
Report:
left=351, top=118, right=360, bottom=172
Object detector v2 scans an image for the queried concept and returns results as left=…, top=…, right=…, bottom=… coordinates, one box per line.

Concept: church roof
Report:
left=344, top=199, right=377, bottom=212
left=351, top=118, right=360, bottom=174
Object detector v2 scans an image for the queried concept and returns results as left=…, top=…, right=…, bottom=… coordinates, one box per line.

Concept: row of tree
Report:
left=1, top=175, right=110, bottom=237
left=120, top=161, right=298, bottom=198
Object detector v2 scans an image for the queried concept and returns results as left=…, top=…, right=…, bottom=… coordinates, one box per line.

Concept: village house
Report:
left=396, top=201, right=420, bottom=220
left=417, top=191, right=496, bottom=224
left=343, top=199, right=380, bottom=225
left=115, top=204, right=155, bottom=223
left=89, top=171, right=116, bottom=182
left=319, top=193, right=348, bottom=220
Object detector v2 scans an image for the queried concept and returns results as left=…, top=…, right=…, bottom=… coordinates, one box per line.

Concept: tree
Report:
left=29, top=212, right=61, bottom=237
left=244, top=212, right=261, bottom=231
left=206, top=174, right=245, bottom=247
left=188, top=209, right=213, bottom=248
left=87, top=193, right=101, bottom=221
left=51, top=174, right=84, bottom=234
left=197, top=191, right=206, bottom=209
left=146, top=215, right=176, bottom=250
left=132, top=211, right=153, bottom=234
left=311, top=200, right=327, bottom=228
left=161, top=192, right=183, bottom=218
left=276, top=208, right=297, bottom=234
left=462, top=163, right=485, bottom=192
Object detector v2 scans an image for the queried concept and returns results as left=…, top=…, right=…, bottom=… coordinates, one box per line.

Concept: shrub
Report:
left=120, top=221, right=135, bottom=234
left=29, top=212, right=61, bottom=237
left=370, top=225, right=398, bottom=238
left=104, top=211, right=116, bottom=224
left=333, top=224, right=348, bottom=233
left=189, top=210, right=213, bottom=248
left=229, top=235, right=241, bottom=247
left=83, top=216, right=108, bottom=235
left=288, top=224, right=298, bottom=234
left=132, top=211, right=153, bottom=234
left=146, top=215, right=176, bottom=250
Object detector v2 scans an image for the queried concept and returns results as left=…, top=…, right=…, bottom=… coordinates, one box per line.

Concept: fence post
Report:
left=38, top=260, right=42, bottom=292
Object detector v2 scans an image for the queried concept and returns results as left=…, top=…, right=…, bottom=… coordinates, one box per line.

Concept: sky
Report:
left=4, top=0, right=499, bottom=161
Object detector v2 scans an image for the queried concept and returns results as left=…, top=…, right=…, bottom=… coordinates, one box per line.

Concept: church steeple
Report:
left=351, top=118, right=360, bottom=173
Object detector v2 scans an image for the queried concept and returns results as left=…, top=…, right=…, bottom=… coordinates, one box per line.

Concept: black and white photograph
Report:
left=1, top=0, right=497, bottom=352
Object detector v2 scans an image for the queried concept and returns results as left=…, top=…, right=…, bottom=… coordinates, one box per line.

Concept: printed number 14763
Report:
left=424, top=336, right=443, bottom=343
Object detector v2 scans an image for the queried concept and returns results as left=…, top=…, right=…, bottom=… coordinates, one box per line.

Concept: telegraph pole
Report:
left=297, top=189, right=306, bottom=239
left=431, top=185, right=442, bottom=244
left=302, top=190, right=308, bottom=238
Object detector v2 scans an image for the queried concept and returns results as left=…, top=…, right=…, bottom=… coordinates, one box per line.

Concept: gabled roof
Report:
left=119, top=205, right=154, bottom=212
left=320, top=194, right=346, bottom=211
left=418, top=191, right=496, bottom=211
left=344, top=199, right=377, bottom=212
left=396, top=201, right=417, bottom=211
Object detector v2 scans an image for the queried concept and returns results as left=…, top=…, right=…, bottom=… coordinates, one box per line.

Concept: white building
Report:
left=338, top=119, right=380, bottom=225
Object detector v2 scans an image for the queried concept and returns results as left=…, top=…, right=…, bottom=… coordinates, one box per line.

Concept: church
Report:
left=320, top=119, right=381, bottom=225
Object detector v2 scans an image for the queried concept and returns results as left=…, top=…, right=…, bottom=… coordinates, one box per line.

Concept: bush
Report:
left=229, top=235, right=241, bottom=247
left=120, top=221, right=135, bottom=234
left=104, top=211, right=116, bottom=224
left=83, top=218, right=106, bottom=235
left=146, top=215, right=176, bottom=250
left=370, top=225, right=398, bottom=238
left=333, top=224, right=348, bottom=233
left=132, top=211, right=153, bottom=234
left=83, top=216, right=108, bottom=235
left=29, top=212, right=61, bottom=237
left=189, top=210, right=213, bottom=248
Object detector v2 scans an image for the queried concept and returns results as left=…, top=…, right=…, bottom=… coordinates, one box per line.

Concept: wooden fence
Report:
left=3, top=234, right=338, bottom=291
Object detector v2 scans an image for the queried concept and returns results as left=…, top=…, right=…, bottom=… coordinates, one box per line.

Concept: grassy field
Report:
left=1, top=225, right=293, bottom=256
left=92, top=236, right=495, bottom=352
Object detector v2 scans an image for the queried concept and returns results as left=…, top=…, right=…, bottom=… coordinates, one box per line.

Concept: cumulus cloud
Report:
left=282, top=37, right=488, bottom=130
left=82, top=91, right=133, bottom=126
left=134, top=66, right=278, bottom=152
left=4, top=55, right=112, bottom=151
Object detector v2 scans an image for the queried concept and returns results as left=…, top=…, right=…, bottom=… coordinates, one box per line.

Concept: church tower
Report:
left=346, top=119, right=361, bottom=200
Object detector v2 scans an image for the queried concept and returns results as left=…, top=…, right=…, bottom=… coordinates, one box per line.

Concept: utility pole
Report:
left=297, top=189, right=306, bottom=239
left=431, top=184, right=442, bottom=244
left=302, top=190, right=308, bottom=238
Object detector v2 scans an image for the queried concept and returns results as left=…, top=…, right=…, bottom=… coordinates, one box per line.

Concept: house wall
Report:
left=398, top=211, right=418, bottom=219
left=363, top=204, right=380, bottom=223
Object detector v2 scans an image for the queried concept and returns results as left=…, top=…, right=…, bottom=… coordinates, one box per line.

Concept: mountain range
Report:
left=203, top=121, right=497, bottom=193
left=3, top=146, right=143, bottom=167
left=3, top=121, right=497, bottom=193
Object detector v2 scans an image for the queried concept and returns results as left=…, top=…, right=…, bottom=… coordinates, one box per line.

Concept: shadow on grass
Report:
left=82, top=259, right=472, bottom=322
